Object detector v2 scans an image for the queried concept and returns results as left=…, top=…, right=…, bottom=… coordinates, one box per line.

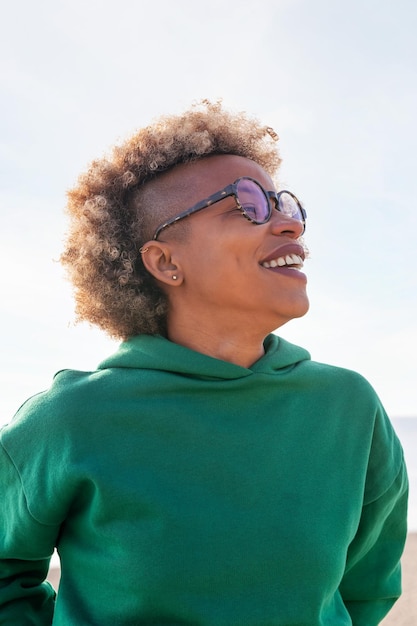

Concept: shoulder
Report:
left=299, top=357, right=380, bottom=404
left=7, top=368, right=105, bottom=425
left=298, top=360, right=405, bottom=499
left=0, top=367, right=113, bottom=460
left=0, top=366, right=133, bottom=524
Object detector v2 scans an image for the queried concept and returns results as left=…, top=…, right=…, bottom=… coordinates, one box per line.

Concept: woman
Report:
left=0, top=100, right=408, bottom=625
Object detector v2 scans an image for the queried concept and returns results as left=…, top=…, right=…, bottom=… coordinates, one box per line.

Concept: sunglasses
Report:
left=151, top=176, right=307, bottom=241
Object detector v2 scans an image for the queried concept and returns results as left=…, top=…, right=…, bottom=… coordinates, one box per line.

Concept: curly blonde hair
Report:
left=61, top=100, right=282, bottom=339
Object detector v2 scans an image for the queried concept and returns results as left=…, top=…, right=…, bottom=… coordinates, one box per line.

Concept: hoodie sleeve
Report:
left=0, top=441, right=57, bottom=624
left=339, top=408, right=408, bottom=626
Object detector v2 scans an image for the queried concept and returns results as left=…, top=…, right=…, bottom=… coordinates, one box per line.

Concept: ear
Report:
left=139, top=241, right=183, bottom=286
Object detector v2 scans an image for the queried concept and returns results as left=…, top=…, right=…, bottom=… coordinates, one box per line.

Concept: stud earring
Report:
left=172, top=275, right=178, bottom=280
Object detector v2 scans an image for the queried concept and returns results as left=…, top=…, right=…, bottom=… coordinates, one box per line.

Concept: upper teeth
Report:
left=262, top=253, right=303, bottom=269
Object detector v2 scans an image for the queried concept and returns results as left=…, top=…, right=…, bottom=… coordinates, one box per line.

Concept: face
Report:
left=152, top=154, right=309, bottom=338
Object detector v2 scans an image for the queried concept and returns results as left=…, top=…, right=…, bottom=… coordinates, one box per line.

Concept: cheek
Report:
left=181, top=224, right=258, bottom=284
left=182, top=252, right=239, bottom=298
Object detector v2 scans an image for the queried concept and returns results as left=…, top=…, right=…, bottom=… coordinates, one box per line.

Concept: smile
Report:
left=261, top=253, right=304, bottom=270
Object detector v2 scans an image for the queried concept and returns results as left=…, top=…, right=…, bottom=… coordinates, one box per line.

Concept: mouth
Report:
left=261, top=252, right=304, bottom=271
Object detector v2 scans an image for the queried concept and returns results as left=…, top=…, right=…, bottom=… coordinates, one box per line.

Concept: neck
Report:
left=166, top=317, right=268, bottom=368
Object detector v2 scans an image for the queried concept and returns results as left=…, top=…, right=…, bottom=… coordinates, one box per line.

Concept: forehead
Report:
left=158, top=154, right=275, bottom=205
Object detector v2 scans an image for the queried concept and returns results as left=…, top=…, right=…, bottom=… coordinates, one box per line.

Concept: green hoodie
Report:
left=0, top=334, right=408, bottom=625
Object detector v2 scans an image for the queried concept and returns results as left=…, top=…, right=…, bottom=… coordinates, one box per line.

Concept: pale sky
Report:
left=1, top=0, right=417, bottom=423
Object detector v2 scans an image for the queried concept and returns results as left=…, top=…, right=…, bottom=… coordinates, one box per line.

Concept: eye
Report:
left=240, top=202, right=258, bottom=220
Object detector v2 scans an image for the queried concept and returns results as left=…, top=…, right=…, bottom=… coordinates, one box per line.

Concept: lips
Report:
left=260, top=243, right=305, bottom=270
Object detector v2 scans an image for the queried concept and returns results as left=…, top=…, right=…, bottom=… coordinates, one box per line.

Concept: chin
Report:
left=294, top=297, right=310, bottom=318
left=272, top=297, right=310, bottom=331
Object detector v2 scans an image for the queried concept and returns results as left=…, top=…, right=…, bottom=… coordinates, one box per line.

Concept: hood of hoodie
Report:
left=98, top=333, right=311, bottom=381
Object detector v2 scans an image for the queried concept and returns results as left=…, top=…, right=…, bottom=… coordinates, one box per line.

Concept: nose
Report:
left=268, top=210, right=305, bottom=239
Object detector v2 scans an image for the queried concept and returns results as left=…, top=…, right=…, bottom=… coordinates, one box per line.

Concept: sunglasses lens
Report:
left=236, top=179, right=270, bottom=223
left=278, top=192, right=303, bottom=221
